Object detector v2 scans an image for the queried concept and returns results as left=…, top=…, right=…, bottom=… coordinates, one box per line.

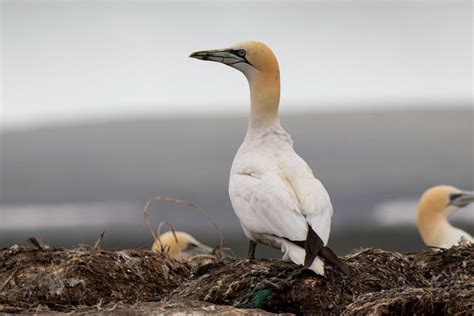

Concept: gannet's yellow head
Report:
left=189, top=41, right=279, bottom=79
left=151, top=231, right=213, bottom=260
left=418, top=185, right=474, bottom=219
left=417, top=185, right=474, bottom=248
left=190, top=41, right=281, bottom=121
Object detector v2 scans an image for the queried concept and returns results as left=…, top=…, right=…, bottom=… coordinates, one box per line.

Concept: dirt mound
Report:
left=342, top=287, right=473, bottom=315
left=171, top=248, right=429, bottom=314
left=1, top=300, right=284, bottom=315
left=0, top=245, right=188, bottom=312
left=76, top=299, right=288, bottom=315
left=407, top=244, right=474, bottom=289
left=0, top=243, right=472, bottom=315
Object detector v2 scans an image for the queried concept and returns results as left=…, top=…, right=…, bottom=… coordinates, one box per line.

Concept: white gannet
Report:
left=151, top=231, right=213, bottom=260
left=190, top=41, right=349, bottom=275
left=417, top=185, right=474, bottom=249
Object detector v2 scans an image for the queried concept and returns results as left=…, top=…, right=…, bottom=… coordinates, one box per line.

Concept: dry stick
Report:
left=26, top=237, right=44, bottom=250
left=144, top=198, right=159, bottom=242
left=327, top=295, right=343, bottom=314
left=94, top=298, right=104, bottom=311
left=156, top=221, right=178, bottom=242
left=0, top=268, right=18, bottom=291
left=156, top=221, right=179, bottom=253
left=93, top=229, right=106, bottom=250
left=144, top=196, right=224, bottom=249
left=144, top=198, right=176, bottom=252
left=144, top=199, right=182, bottom=254
left=34, top=304, right=41, bottom=316
left=104, top=301, right=121, bottom=312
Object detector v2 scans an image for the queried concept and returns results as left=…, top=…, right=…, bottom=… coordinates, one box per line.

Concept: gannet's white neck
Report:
left=246, top=69, right=281, bottom=132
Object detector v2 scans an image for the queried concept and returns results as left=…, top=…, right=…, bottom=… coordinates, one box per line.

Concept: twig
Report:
left=144, top=198, right=179, bottom=253
left=93, top=229, right=106, bottom=250
left=94, top=298, right=104, bottom=311
left=26, top=237, right=44, bottom=251
left=0, top=268, right=18, bottom=291
left=327, top=295, right=343, bottom=314
left=104, top=301, right=121, bottom=312
left=34, top=304, right=41, bottom=316
left=156, top=222, right=178, bottom=242
left=144, top=199, right=159, bottom=243
left=156, top=222, right=178, bottom=253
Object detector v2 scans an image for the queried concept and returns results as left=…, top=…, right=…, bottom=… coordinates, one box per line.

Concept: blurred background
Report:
left=1, top=0, right=472, bottom=257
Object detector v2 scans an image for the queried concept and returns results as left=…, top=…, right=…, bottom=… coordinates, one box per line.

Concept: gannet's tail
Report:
left=280, top=239, right=325, bottom=275
left=279, top=227, right=350, bottom=276
left=305, top=225, right=350, bottom=275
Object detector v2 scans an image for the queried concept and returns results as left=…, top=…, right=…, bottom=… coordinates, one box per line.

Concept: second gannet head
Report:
left=417, top=185, right=474, bottom=249
left=151, top=231, right=213, bottom=260
left=190, top=41, right=280, bottom=126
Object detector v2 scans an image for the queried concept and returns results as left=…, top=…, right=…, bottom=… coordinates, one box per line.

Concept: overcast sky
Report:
left=1, top=0, right=472, bottom=128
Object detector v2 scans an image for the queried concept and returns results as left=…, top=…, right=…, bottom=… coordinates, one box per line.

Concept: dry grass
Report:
left=0, top=245, right=189, bottom=313
left=0, top=243, right=472, bottom=314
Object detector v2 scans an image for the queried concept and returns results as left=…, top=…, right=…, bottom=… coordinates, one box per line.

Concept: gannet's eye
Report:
left=449, top=193, right=462, bottom=202
left=237, top=49, right=246, bottom=57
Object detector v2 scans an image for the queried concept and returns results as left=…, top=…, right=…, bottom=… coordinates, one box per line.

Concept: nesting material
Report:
left=0, top=245, right=189, bottom=312
left=406, top=243, right=474, bottom=288
left=0, top=244, right=472, bottom=314
left=342, top=287, right=473, bottom=315
left=172, top=248, right=429, bottom=314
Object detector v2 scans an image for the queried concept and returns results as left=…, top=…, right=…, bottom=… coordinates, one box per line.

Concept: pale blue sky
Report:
left=2, top=0, right=472, bottom=128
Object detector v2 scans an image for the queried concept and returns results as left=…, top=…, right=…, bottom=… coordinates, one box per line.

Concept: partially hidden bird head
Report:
left=189, top=41, right=279, bottom=80
left=417, top=185, right=474, bottom=220
left=151, top=231, right=213, bottom=260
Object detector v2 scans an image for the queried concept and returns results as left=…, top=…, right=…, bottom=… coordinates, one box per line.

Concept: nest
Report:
left=172, top=248, right=430, bottom=314
left=343, top=287, right=473, bottom=315
left=406, top=244, right=474, bottom=289
left=0, top=243, right=472, bottom=315
left=172, top=246, right=473, bottom=314
left=0, top=245, right=188, bottom=313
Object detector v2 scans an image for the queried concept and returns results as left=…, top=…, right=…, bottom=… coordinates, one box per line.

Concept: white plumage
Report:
left=229, top=123, right=332, bottom=274
left=190, top=41, right=337, bottom=275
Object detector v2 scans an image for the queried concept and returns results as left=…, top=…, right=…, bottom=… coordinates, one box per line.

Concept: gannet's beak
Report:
left=185, top=242, right=214, bottom=257
left=197, top=242, right=214, bottom=253
left=449, top=191, right=474, bottom=207
left=190, top=49, right=248, bottom=66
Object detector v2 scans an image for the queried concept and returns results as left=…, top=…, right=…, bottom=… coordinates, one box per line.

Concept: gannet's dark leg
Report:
left=247, top=240, right=257, bottom=259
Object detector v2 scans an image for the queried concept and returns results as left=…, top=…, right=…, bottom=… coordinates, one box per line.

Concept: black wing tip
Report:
left=305, top=225, right=351, bottom=276
left=320, top=246, right=351, bottom=276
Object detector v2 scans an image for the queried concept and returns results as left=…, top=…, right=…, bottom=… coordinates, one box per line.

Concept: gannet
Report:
left=151, top=231, right=213, bottom=260
left=417, top=185, right=474, bottom=249
left=190, top=41, right=349, bottom=275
